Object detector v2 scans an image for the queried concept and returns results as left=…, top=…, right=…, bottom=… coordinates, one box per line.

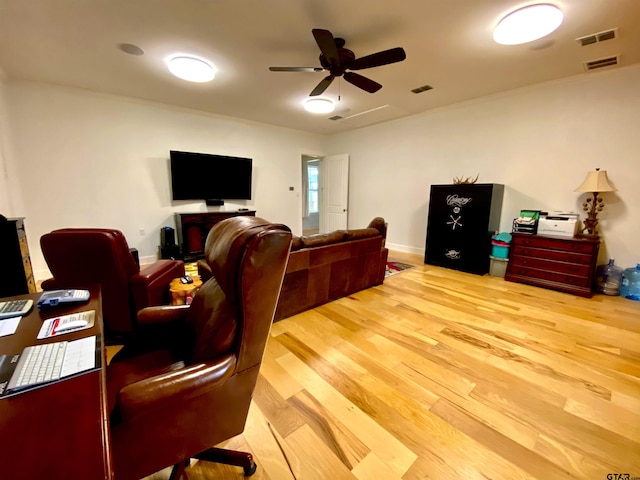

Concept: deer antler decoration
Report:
left=453, top=174, right=479, bottom=185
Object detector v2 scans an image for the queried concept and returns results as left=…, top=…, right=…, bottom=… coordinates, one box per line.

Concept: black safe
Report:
left=425, top=183, right=504, bottom=275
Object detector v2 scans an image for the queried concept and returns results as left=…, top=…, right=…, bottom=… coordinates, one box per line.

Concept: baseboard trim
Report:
left=385, top=242, right=424, bottom=257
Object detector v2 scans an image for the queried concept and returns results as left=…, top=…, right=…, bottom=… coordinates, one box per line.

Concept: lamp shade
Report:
left=574, top=169, right=616, bottom=193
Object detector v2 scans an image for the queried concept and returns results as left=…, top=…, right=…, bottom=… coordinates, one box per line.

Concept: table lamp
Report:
left=574, top=168, right=616, bottom=238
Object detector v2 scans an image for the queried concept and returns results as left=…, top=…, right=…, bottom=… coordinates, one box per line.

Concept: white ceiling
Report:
left=0, top=0, right=638, bottom=135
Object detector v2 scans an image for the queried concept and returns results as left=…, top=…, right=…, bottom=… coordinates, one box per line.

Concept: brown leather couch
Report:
left=273, top=217, right=388, bottom=320
left=198, top=217, right=388, bottom=321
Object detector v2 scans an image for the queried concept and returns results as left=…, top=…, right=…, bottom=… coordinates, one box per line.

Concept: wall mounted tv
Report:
left=170, top=150, right=252, bottom=206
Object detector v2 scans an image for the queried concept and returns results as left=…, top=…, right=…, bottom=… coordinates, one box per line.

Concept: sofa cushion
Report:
left=301, top=230, right=346, bottom=248
left=344, top=227, right=380, bottom=241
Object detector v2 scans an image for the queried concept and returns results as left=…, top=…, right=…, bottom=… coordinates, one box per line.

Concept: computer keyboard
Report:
left=0, top=299, right=34, bottom=320
left=7, top=342, right=67, bottom=390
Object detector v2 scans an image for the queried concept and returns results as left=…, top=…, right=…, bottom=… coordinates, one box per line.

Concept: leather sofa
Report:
left=198, top=217, right=388, bottom=321
left=273, top=217, right=388, bottom=320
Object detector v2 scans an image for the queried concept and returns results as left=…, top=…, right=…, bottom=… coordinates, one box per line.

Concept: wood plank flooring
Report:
left=142, top=252, right=640, bottom=480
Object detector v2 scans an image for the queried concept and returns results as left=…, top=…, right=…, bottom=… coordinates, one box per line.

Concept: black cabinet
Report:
left=0, top=217, right=37, bottom=297
left=425, top=184, right=504, bottom=275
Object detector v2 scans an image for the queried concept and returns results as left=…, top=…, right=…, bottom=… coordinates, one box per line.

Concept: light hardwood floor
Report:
left=142, top=252, right=640, bottom=480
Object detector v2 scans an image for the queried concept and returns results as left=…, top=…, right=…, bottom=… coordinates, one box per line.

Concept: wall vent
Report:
left=583, top=55, right=619, bottom=71
left=576, top=28, right=617, bottom=46
left=411, top=84, right=433, bottom=94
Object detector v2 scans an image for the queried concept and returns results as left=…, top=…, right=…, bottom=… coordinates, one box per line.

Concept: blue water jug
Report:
left=595, top=259, right=623, bottom=295
left=619, top=264, right=640, bottom=301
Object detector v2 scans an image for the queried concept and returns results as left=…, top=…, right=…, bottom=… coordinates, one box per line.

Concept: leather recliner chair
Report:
left=40, top=228, right=185, bottom=342
left=106, top=216, right=292, bottom=480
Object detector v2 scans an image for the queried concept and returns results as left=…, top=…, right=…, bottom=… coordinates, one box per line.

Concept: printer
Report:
left=537, top=211, right=579, bottom=237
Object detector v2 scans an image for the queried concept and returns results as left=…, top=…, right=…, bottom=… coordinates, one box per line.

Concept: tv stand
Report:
left=175, top=210, right=256, bottom=259
left=205, top=199, right=224, bottom=206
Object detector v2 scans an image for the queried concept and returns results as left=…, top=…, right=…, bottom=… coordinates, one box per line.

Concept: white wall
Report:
left=4, top=82, right=324, bottom=279
left=4, top=66, right=640, bottom=281
left=328, top=65, right=640, bottom=268
left=0, top=70, right=17, bottom=216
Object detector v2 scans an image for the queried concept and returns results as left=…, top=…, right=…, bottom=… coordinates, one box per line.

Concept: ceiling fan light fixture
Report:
left=303, top=98, right=335, bottom=114
left=167, top=55, right=216, bottom=82
left=493, top=4, right=564, bottom=45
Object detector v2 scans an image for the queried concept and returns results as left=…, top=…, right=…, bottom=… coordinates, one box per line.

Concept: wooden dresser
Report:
left=505, top=233, right=600, bottom=298
left=175, top=210, right=256, bottom=260
left=0, top=217, right=37, bottom=297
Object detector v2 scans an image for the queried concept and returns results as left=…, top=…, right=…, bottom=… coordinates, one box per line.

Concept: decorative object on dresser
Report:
left=425, top=184, right=504, bottom=275
left=505, top=233, right=600, bottom=298
left=574, top=168, right=616, bottom=238
left=0, top=216, right=37, bottom=297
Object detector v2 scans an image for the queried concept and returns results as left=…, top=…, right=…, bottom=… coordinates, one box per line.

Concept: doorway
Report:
left=302, top=156, right=320, bottom=235
left=301, top=154, right=349, bottom=235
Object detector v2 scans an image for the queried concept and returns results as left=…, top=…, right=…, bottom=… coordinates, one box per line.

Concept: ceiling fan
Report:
left=269, top=29, right=406, bottom=97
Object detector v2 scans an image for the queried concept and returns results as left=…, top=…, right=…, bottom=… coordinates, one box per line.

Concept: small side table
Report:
left=169, top=276, right=203, bottom=305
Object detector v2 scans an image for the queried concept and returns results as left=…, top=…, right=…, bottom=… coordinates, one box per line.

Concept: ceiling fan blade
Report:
left=309, top=75, right=334, bottom=96
left=343, top=72, right=382, bottom=93
left=312, top=29, right=340, bottom=66
left=269, top=66, right=325, bottom=72
left=348, top=47, right=406, bottom=70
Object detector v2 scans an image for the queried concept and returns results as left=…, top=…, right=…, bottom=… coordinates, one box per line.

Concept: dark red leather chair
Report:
left=106, top=216, right=292, bottom=480
left=40, top=228, right=185, bottom=342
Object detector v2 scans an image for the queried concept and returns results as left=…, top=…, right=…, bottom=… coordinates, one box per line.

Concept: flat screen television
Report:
left=170, top=150, right=252, bottom=204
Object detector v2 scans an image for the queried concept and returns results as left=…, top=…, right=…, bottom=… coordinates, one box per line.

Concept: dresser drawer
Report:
left=512, top=245, right=591, bottom=265
left=508, top=265, right=591, bottom=288
left=513, top=235, right=597, bottom=254
left=510, top=255, right=591, bottom=276
left=180, top=214, right=207, bottom=223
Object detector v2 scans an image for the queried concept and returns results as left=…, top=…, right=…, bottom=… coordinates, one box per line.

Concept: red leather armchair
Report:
left=40, top=228, right=185, bottom=342
left=106, top=217, right=292, bottom=480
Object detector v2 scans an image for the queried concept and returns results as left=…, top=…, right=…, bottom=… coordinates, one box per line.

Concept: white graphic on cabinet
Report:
left=446, top=195, right=472, bottom=207
left=446, top=194, right=472, bottom=231
left=447, top=215, right=463, bottom=230
left=445, top=249, right=461, bottom=260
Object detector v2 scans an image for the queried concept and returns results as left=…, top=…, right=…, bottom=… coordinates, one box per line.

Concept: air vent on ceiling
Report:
left=411, top=84, right=433, bottom=94
left=329, top=115, right=343, bottom=121
left=583, top=55, right=620, bottom=71
left=576, top=28, right=617, bottom=46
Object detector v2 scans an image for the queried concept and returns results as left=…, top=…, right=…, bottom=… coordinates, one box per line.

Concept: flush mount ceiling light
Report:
left=303, top=98, right=335, bottom=114
left=493, top=4, right=564, bottom=45
left=167, top=55, right=216, bottom=82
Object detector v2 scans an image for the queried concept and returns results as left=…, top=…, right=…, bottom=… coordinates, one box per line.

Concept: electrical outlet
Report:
left=139, top=228, right=145, bottom=236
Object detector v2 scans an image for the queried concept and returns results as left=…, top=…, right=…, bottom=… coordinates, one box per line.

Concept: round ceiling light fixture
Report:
left=119, top=43, right=145, bottom=56
left=493, top=4, right=564, bottom=45
left=167, top=55, right=216, bottom=83
left=303, top=98, right=335, bottom=114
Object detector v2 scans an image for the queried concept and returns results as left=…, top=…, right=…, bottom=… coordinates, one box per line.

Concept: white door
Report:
left=320, top=154, right=349, bottom=232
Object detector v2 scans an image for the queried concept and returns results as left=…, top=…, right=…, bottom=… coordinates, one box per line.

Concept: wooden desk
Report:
left=0, top=287, right=112, bottom=479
